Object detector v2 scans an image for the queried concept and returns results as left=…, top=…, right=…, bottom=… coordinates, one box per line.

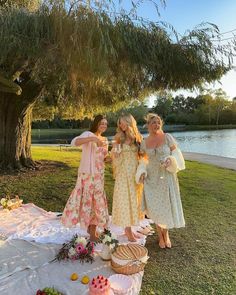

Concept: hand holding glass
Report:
left=112, top=141, right=122, bottom=155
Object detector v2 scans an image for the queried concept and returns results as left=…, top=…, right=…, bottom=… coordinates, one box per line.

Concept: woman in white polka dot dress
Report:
left=111, top=114, right=144, bottom=242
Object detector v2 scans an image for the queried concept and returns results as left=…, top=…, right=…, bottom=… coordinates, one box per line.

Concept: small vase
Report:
left=100, top=244, right=111, bottom=261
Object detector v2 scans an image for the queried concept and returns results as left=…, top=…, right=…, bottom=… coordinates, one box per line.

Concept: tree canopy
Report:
left=0, top=0, right=234, bottom=119
left=0, top=0, right=235, bottom=169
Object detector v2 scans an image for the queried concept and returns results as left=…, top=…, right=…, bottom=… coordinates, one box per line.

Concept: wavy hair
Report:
left=116, top=114, right=142, bottom=145
left=145, top=113, right=163, bottom=130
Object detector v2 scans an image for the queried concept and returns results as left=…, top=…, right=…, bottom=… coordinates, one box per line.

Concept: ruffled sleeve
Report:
left=134, top=140, right=147, bottom=183
left=71, top=131, right=95, bottom=146
left=71, top=131, right=97, bottom=174
left=166, top=133, right=177, bottom=147
left=166, top=133, right=185, bottom=172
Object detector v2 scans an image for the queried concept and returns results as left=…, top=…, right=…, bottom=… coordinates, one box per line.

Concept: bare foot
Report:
left=156, top=225, right=166, bottom=249
left=163, top=230, right=172, bottom=248
left=88, top=224, right=99, bottom=242
left=133, top=231, right=144, bottom=239
left=125, top=227, right=137, bottom=242
left=138, top=227, right=151, bottom=235
left=158, top=239, right=166, bottom=249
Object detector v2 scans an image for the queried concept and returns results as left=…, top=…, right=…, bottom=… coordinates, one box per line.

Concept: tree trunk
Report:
left=0, top=74, right=42, bottom=171
left=0, top=95, right=36, bottom=170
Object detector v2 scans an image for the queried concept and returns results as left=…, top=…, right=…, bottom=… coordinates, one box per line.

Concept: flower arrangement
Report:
left=0, top=195, right=23, bottom=210
left=55, top=235, right=95, bottom=263
left=99, top=229, right=119, bottom=252
left=36, top=287, right=64, bottom=295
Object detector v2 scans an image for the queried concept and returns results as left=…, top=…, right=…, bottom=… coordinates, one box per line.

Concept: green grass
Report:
left=0, top=147, right=235, bottom=295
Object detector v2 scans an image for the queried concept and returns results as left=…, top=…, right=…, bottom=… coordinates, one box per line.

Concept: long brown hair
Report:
left=89, top=115, right=106, bottom=133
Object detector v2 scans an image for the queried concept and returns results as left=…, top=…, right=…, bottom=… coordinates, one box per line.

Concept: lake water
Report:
left=165, top=129, right=236, bottom=159
left=32, top=129, right=236, bottom=159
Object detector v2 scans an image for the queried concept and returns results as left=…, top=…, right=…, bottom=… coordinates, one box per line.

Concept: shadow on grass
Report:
left=0, top=160, right=71, bottom=177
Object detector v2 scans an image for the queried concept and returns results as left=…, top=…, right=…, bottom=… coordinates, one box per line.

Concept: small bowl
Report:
left=109, top=274, right=132, bottom=294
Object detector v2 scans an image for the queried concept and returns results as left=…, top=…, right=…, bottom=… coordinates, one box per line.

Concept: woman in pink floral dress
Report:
left=61, top=115, right=109, bottom=241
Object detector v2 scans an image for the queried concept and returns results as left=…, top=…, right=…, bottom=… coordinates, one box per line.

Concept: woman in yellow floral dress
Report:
left=112, top=114, right=144, bottom=242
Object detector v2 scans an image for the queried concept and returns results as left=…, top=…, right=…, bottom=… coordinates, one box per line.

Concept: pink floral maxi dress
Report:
left=61, top=132, right=109, bottom=229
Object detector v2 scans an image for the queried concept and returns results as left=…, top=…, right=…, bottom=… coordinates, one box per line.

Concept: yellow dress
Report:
left=112, top=143, right=144, bottom=227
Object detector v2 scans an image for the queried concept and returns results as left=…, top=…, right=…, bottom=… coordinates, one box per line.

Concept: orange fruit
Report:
left=81, top=275, right=90, bottom=284
left=70, top=273, right=79, bottom=281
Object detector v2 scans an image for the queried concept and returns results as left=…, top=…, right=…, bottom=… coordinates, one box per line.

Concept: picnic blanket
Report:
left=0, top=245, right=143, bottom=295
left=0, top=239, right=59, bottom=280
left=0, top=204, right=152, bottom=295
left=0, top=204, right=150, bottom=244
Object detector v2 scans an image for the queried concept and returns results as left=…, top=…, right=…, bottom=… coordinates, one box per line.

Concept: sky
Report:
left=116, top=0, right=236, bottom=105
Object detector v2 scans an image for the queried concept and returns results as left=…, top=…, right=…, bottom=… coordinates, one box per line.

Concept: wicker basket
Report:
left=111, top=244, right=148, bottom=275
left=1, top=196, right=23, bottom=210
left=8, top=198, right=23, bottom=210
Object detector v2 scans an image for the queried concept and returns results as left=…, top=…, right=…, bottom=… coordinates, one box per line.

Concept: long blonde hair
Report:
left=116, top=114, right=142, bottom=145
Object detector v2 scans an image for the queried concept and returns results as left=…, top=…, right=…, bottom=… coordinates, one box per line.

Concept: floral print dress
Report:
left=141, top=134, right=185, bottom=229
left=61, top=146, right=109, bottom=229
left=112, top=144, right=144, bottom=227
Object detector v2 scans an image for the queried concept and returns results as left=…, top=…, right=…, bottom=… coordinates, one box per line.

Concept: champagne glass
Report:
left=112, top=141, right=122, bottom=154
left=159, top=156, right=166, bottom=179
left=102, top=138, right=109, bottom=147
left=116, top=143, right=121, bottom=154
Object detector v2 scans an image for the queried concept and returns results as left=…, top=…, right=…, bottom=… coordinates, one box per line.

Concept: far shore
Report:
left=32, top=124, right=236, bottom=137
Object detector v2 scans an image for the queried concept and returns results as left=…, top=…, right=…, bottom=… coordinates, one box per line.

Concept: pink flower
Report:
left=85, top=199, right=91, bottom=207
left=94, top=174, right=100, bottom=181
left=75, top=243, right=85, bottom=254
left=89, top=184, right=94, bottom=191
left=72, top=217, right=78, bottom=225
left=82, top=249, right=88, bottom=255
left=71, top=256, right=77, bottom=261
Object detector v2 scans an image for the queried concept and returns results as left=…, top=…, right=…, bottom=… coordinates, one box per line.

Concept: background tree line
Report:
left=152, top=89, right=236, bottom=125
left=32, top=88, right=236, bottom=129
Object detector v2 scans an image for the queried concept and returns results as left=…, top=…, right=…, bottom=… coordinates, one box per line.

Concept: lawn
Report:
left=0, top=146, right=235, bottom=295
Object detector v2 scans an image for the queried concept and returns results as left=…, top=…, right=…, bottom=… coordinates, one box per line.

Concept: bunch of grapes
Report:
left=36, top=287, right=64, bottom=295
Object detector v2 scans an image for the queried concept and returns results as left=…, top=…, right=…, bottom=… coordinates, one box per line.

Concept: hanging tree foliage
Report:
left=0, top=0, right=234, bottom=170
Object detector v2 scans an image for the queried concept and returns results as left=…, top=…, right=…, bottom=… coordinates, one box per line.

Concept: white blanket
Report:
left=0, top=204, right=86, bottom=244
left=0, top=204, right=152, bottom=295
left=0, top=204, right=150, bottom=244
left=0, top=254, right=143, bottom=295
left=0, top=239, right=59, bottom=280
